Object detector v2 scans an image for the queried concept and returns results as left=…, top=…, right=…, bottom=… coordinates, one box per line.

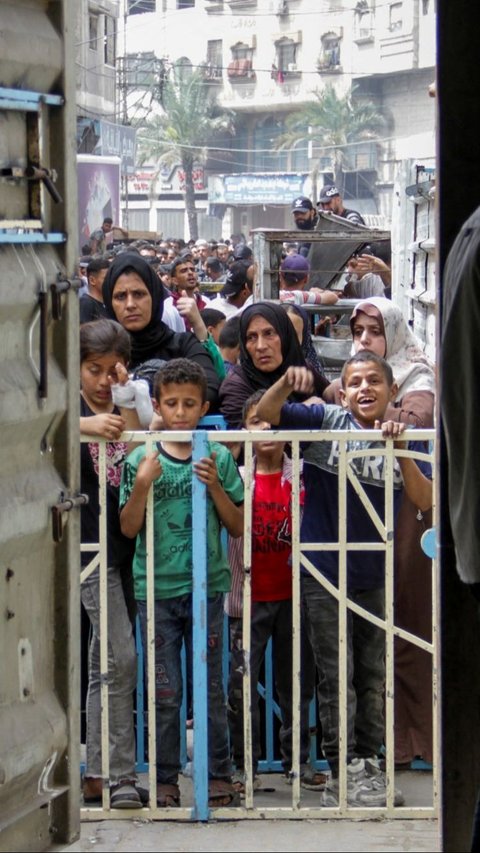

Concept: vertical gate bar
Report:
left=338, top=435, right=348, bottom=808
left=180, top=644, right=187, bottom=770
left=290, top=438, right=302, bottom=808
left=384, top=437, right=395, bottom=808
left=192, top=430, right=209, bottom=820
left=135, top=618, right=146, bottom=772
left=264, top=640, right=275, bottom=767
left=242, top=438, right=254, bottom=808
left=430, top=442, right=439, bottom=812
left=98, top=439, right=110, bottom=807
left=145, top=434, right=157, bottom=811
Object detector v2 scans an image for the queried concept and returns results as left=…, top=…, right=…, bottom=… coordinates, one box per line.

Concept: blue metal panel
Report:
left=0, top=87, right=64, bottom=110
left=0, top=232, right=66, bottom=243
left=191, top=430, right=209, bottom=820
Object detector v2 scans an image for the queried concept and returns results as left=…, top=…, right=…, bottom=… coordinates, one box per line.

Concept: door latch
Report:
left=52, top=493, right=89, bottom=543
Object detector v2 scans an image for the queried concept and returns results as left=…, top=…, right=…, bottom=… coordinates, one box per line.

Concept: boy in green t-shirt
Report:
left=120, top=359, right=244, bottom=809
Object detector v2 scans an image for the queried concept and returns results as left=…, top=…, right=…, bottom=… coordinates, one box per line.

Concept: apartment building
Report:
left=122, top=0, right=436, bottom=240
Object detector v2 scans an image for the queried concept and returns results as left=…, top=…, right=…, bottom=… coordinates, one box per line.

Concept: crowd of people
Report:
left=78, top=197, right=435, bottom=811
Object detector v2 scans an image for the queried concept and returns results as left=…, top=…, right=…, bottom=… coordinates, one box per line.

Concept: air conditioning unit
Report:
left=287, top=63, right=298, bottom=73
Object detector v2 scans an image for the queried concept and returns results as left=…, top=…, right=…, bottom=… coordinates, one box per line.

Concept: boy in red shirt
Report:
left=227, top=391, right=323, bottom=793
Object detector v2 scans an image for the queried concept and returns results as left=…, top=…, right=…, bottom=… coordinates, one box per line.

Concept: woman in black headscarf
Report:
left=102, top=253, right=220, bottom=406
left=219, top=302, right=328, bottom=428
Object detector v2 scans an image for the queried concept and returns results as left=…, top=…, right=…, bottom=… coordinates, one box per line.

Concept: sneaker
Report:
left=321, top=759, right=404, bottom=807
left=232, top=770, right=261, bottom=795
left=361, top=757, right=405, bottom=806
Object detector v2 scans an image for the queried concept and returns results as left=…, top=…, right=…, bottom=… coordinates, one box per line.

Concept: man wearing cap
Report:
left=291, top=196, right=319, bottom=258
left=279, top=255, right=339, bottom=306
left=210, top=261, right=253, bottom=318
left=233, top=243, right=253, bottom=262
left=194, top=238, right=210, bottom=281
left=318, top=184, right=365, bottom=225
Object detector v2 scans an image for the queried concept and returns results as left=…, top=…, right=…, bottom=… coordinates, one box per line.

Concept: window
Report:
left=291, top=138, right=309, bottom=172
left=228, top=41, right=255, bottom=79
left=127, top=0, right=156, bottom=12
left=173, top=56, right=193, bottom=83
left=177, top=0, right=194, bottom=7
left=318, top=32, right=341, bottom=70
left=205, top=40, right=223, bottom=79
left=125, top=53, right=163, bottom=89
left=89, top=14, right=98, bottom=50
left=275, top=39, right=297, bottom=75
left=232, top=42, right=252, bottom=61
left=389, top=2, right=403, bottom=32
left=253, top=117, right=287, bottom=171
left=354, top=1, right=373, bottom=41
left=104, top=16, right=116, bottom=66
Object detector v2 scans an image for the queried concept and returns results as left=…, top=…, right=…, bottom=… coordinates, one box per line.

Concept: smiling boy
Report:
left=256, top=351, right=432, bottom=807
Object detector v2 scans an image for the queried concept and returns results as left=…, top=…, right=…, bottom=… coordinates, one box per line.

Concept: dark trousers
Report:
left=228, top=599, right=314, bottom=774
left=302, top=574, right=385, bottom=777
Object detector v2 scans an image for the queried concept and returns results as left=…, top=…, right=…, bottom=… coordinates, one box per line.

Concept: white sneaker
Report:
left=321, top=758, right=404, bottom=807
left=362, top=757, right=405, bottom=806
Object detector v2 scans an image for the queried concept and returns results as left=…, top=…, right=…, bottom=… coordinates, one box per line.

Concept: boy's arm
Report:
left=255, top=366, right=315, bottom=426
left=193, top=452, right=244, bottom=537
left=380, top=420, right=433, bottom=512
left=398, top=456, right=432, bottom=512
left=120, top=452, right=162, bottom=538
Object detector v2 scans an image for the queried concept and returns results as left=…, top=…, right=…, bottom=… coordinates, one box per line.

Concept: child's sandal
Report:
left=156, top=782, right=181, bottom=807
left=208, top=778, right=240, bottom=807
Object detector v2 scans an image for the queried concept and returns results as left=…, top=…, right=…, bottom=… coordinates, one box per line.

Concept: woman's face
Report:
left=245, top=315, right=283, bottom=372
left=351, top=310, right=386, bottom=358
left=286, top=311, right=304, bottom=346
left=111, top=272, right=152, bottom=332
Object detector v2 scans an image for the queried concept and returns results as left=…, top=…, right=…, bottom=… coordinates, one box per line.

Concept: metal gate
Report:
left=0, top=2, right=81, bottom=849
left=81, top=425, right=437, bottom=822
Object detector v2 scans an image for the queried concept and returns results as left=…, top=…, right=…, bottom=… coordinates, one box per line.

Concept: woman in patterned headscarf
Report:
left=323, top=296, right=435, bottom=424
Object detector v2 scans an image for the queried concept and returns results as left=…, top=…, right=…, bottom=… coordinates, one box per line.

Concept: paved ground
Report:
left=56, top=770, right=440, bottom=853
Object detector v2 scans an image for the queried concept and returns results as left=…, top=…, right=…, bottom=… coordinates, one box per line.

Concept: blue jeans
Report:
left=301, top=574, right=385, bottom=776
left=81, top=565, right=137, bottom=783
left=137, top=592, right=231, bottom=785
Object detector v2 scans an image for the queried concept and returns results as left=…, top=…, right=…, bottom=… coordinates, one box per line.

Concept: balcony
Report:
left=201, top=62, right=223, bottom=83
left=227, top=59, right=256, bottom=81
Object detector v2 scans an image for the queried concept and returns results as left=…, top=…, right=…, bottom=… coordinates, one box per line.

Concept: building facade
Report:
left=120, top=0, right=435, bottom=240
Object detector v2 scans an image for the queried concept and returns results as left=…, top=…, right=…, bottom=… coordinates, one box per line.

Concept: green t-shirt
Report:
left=120, top=440, right=244, bottom=600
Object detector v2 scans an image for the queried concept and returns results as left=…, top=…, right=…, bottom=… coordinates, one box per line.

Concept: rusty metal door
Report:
left=0, top=2, right=81, bottom=849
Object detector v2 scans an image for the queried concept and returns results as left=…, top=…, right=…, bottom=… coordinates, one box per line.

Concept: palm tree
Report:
left=137, top=69, right=234, bottom=240
left=276, top=83, right=386, bottom=200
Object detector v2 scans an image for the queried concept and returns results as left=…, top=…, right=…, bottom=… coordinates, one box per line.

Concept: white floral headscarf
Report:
left=350, top=297, right=436, bottom=399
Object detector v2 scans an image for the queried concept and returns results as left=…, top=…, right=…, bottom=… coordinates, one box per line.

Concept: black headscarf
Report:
left=238, top=302, right=307, bottom=390
left=102, top=253, right=174, bottom=365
